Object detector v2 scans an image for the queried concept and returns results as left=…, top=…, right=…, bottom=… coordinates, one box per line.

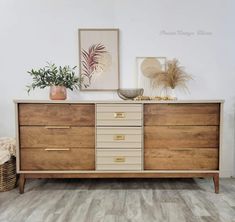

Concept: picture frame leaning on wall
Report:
left=79, top=29, right=120, bottom=91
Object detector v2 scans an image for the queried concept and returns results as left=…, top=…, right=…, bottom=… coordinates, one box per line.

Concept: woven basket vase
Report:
left=0, top=156, right=16, bottom=192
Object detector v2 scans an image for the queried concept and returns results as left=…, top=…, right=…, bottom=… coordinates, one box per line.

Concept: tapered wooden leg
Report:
left=213, top=174, right=219, bottom=194
left=19, top=174, right=26, bottom=194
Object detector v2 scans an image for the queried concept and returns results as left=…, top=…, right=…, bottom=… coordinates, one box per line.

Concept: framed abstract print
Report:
left=136, top=57, right=166, bottom=96
left=79, top=29, right=120, bottom=91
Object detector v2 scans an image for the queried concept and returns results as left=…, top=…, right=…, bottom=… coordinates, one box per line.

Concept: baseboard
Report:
left=220, top=170, right=233, bottom=178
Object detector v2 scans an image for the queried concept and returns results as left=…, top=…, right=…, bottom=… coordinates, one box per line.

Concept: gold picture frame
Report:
left=79, top=28, right=120, bottom=91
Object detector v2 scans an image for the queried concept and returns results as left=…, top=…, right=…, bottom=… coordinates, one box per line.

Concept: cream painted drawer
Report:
left=97, top=156, right=141, bottom=164
left=97, top=134, right=141, bottom=143
left=96, top=104, right=142, bottom=112
left=97, top=149, right=141, bottom=157
left=97, top=112, right=142, bottom=120
left=96, top=104, right=142, bottom=126
left=96, top=149, right=142, bottom=171
left=97, top=127, right=142, bottom=146
left=96, top=127, right=142, bottom=149
left=96, top=164, right=142, bottom=171
left=97, top=120, right=142, bottom=126
left=97, top=127, right=141, bottom=135
left=97, top=142, right=142, bottom=149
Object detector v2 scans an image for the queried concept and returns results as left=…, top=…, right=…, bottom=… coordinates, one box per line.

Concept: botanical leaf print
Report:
left=81, top=43, right=107, bottom=85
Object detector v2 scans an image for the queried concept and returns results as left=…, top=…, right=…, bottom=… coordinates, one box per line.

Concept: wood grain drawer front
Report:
left=96, top=127, right=142, bottom=149
left=96, top=104, right=142, bottom=126
left=20, top=126, right=95, bottom=148
left=145, top=126, right=219, bottom=148
left=21, top=148, right=95, bottom=170
left=96, top=149, right=142, bottom=171
left=144, top=104, right=220, bottom=126
left=19, top=104, right=95, bottom=126
left=144, top=148, right=218, bottom=170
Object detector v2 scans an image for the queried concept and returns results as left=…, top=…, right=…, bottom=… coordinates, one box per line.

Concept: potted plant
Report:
left=27, top=63, right=86, bottom=100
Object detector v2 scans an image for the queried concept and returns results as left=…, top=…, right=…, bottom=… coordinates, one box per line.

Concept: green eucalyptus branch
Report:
left=27, top=62, right=86, bottom=93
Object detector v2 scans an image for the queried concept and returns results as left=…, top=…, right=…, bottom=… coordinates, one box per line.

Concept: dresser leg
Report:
left=19, top=174, right=26, bottom=194
left=213, top=174, right=219, bottom=194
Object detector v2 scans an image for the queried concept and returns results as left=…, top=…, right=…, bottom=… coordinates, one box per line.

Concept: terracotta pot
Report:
left=49, top=86, right=67, bottom=100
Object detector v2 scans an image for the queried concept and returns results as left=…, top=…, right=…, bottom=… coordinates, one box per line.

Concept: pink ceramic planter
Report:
left=49, top=86, right=67, bottom=100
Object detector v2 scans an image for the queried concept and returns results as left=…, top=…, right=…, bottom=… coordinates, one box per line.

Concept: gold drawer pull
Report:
left=114, top=156, right=126, bottom=163
left=44, top=148, right=70, bottom=151
left=114, top=112, right=126, bottom=118
left=113, top=135, right=125, bottom=140
left=176, top=149, right=190, bottom=152
left=45, top=126, right=71, bottom=129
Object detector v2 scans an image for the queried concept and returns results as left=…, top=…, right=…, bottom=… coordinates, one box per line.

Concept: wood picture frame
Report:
left=79, top=29, right=120, bottom=91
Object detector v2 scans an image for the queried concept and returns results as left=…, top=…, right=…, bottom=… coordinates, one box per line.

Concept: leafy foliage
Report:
left=81, top=43, right=107, bottom=84
left=27, top=63, right=86, bottom=93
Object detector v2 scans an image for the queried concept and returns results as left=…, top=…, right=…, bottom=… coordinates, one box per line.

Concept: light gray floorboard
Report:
left=0, top=178, right=235, bottom=222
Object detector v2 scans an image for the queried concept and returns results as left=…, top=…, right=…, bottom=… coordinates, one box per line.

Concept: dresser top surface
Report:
left=14, top=99, right=224, bottom=104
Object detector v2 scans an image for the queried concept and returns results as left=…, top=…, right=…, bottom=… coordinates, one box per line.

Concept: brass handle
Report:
left=175, top=149, right=190, bottom=152
left=114, top=156, right=126, bottom=162
left=168, top=126, right=190, bottom=129
left=44, top=148, right=70, bottom=151
left=45, top=126, right=70, bottom=129
left=113, top=135, right=125, bottom=140
left=114, top=112, right=126, bottom=118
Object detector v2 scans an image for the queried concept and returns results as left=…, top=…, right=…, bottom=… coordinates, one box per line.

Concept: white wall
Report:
left=0, top=0, right=234, bottom=177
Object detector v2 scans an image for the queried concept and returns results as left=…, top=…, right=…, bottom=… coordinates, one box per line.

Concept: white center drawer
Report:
left=96, top=127, right=142, bottom=149
left=96, top=104, right=142, bottom=126
left=96, top=149, right=142, bottom=171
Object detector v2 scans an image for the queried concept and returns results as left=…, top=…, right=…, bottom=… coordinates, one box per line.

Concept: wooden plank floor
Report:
left=0, top=178, right=235, bottom=222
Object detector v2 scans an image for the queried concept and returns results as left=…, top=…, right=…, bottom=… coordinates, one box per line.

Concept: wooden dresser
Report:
left=15, top=100, right=223, bottom=193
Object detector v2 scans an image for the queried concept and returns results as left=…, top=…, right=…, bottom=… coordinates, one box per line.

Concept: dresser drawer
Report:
left=97, top=156, right=141, bottom=165
left=21, top=148, right=95, bottom=170
left=145, top=126, right=219, bottom=148
left=20, top=126, right=95, bottom=148
left=97, top=143, right=141, bottom=149
left=97, top=104, right=142, bottom=112
left=97, top=149, right=141, bottom=157
left=144, top=148, right=219, bottom=170
left=96, top=104, right=142, bottom=126
left=96, top=127, right=142, bottom=149
left=96, top=149, right=142, bottom=171
left=19, top=104, right=95, bottom=126
left=96, top=165, right=142, bottom=171
left=144, top=104, right=220, bottom=126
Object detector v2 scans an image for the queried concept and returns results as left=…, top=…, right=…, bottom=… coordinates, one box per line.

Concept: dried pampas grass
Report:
left=151, top=59, right=192, bottom=92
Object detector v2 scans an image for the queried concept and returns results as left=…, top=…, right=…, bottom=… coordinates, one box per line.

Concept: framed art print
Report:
left=79, top=29, right=120, bottom=91
left=136, top=57, right=166, bottom=96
